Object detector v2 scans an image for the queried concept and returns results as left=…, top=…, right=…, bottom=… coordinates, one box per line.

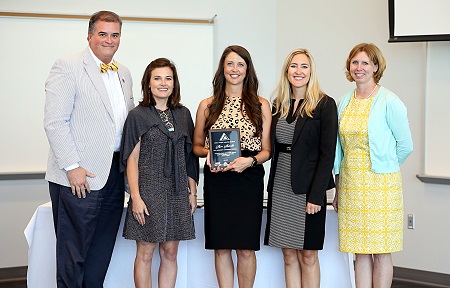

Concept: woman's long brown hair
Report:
left=204, top=45, right=262, bottom=137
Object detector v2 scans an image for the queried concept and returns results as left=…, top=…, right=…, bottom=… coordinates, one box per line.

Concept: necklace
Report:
left=155, top=107, right=175, bottom=132
left=354, top=84, right=378, bottom=100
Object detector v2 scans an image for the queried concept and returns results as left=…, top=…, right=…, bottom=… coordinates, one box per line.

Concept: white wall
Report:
left=0, top=0, right=276, bottom=268
left=2, top=0, right=450, bottom=277
left=0, top=18, right=214, bottom=173
left=0, top=180, right=49, bottom=267
left=423, top=42, right=450, bottom=176
left=275, top=0, right=450, bottom=275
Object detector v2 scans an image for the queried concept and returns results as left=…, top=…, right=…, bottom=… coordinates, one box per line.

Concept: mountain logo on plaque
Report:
left=209, top=128, right=241, bottom=168
left=219, top=133, right=230, bottom=141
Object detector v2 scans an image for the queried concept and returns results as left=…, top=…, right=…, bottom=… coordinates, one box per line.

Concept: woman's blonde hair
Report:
left=272, top=48, right=325, bottom=118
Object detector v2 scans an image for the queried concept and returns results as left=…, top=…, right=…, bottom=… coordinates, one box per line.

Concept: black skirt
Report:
left=203, top=150, right=264, bottom=250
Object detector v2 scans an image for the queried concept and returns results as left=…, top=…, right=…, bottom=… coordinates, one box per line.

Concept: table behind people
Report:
left=26, top=202, right=354, bottom=288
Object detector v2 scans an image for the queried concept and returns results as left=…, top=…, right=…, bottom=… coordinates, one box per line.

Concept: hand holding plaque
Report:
left=209, top=129, right=241, bottom=168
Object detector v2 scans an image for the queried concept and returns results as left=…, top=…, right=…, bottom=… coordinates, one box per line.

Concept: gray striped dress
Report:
left=266, top=117, right=308, bottom=249
left=265, top=99, right=328, bottom=250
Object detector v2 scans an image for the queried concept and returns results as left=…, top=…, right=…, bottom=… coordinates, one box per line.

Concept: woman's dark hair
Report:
left=139, top=58, right=182, bottom=109
left=204, top=45, right=262, bottom=136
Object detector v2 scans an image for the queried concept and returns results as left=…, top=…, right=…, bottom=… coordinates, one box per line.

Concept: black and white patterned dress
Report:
left=121, top=105, right=197, bottom=243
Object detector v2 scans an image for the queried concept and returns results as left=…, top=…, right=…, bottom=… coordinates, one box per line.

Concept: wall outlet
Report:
left=407, top=214, right=415, bottom=229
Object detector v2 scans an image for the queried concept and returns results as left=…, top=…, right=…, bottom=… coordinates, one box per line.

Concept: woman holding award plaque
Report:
left=264, top=48, right=337, bottom=288
left=193, top=45, right=271, bottom=288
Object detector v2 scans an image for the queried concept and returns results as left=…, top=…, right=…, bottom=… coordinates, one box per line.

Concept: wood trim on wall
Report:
left=0, top=266, right=27, bottom=283
left=0, top=173, right=45, bottom=181
left=394, top=266, right=450, bottom=287
left=0, top=11, right=215, bottom=24
left=416, top=174, right=450, bottom=185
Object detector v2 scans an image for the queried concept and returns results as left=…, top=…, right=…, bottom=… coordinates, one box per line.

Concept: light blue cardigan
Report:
left=334, top=86, right=413, bottom=174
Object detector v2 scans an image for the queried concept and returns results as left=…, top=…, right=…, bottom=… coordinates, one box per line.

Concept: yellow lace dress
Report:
left=338, top=94, right=403, bottom=254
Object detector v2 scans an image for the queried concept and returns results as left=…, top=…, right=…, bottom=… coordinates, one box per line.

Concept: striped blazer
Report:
left=44, top=47, right=134, bottom=190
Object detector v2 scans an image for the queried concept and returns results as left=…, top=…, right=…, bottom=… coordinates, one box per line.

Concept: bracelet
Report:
left=189, top=193, right=197, bottom=197
left=250, top=156, right=258, bottom=167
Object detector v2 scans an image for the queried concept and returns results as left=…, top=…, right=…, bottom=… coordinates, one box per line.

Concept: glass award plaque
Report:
left=209, top=128, right=241, bottom=168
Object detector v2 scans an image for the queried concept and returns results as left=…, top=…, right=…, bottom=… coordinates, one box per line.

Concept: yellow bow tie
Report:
left=100, top=62, right=118, bottom=73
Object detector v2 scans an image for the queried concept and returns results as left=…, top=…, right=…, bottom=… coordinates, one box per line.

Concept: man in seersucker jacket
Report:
left=44, top=10, right=134, bottom=288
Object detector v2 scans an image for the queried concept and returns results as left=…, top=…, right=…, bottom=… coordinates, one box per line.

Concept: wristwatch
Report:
left=250, top=156, right=258, bottom=167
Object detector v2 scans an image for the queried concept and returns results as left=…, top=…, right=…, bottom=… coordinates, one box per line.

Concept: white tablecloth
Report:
left=25, top=202, right=355, bottom=288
